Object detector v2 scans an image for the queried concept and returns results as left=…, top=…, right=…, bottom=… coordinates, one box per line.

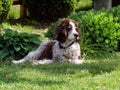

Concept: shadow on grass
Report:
left=0, top=74, right=65, bottom=86
left=0, top=55, right=120, bottom=85
left=32, top=59, right=120, bottom=75
left=0, top=62, right=65, bottom=86
left=18, top=78, right=65, bottom=86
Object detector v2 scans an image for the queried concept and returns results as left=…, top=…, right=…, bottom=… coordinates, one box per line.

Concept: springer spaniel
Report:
left=12, top=18, right=83, bottom=65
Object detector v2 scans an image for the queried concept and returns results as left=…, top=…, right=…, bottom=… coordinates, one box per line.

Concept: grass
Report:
left=76, top=0, right=93, bottom=11
left=0, top=53, right=120, bottom=90
left=3, top=5, right=50, bottom=35
left=1, top=18, right=50, bottom=37
left=8, top=5, right=20, bottom=19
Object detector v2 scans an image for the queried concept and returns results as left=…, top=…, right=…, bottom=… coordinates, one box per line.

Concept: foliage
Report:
left=0, top=0, right=13, bottom=23
left=0, top=53, right=120, bottom=89
left=24, top=0, right=92, bottom=21
left=0, top=28, right=41, bottom=60
left=75, top=0, right=93, bottom=11
left=70, top=11, right=120, bottom=57
left=102, top=5, right=120, bottom=51
left=46, top=6, right=120, bottom=58
left=45, top=20, right=60, bottom=39
left=107, top=5, right=120, bottom=23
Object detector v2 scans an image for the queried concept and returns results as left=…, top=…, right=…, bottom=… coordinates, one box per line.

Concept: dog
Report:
left=12, top=18, right=83, bottom=65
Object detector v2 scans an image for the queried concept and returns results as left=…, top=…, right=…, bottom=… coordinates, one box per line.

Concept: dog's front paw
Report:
left=31, top=60, right=39, bottom=65
left=12, top=60, right=19, bottom=64
left=70, top=59, right=84, bottom=64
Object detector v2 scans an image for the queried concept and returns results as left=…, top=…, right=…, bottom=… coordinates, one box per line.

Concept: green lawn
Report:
left=0, top=53, right=120, bottom=90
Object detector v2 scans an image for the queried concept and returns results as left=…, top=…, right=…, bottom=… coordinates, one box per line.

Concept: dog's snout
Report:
left=74, top=34, right=79, bottom=37
left=74, top=34, right=80, bottom=41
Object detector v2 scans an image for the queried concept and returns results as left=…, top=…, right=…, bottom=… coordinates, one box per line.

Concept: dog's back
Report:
left=38, top=41, right=55, bottom=60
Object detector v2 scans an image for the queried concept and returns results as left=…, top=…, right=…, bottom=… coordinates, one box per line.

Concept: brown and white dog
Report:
left=12, top=18, right=83, bottom=65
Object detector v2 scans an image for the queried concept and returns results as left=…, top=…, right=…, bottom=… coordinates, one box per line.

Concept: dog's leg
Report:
left=12, top=50, right=40, bottom=64
left=32, top=59, right=54, bottom=65
left=12, top=58, right=26, bottom=64
left=69, top=59, right=84, bottom=64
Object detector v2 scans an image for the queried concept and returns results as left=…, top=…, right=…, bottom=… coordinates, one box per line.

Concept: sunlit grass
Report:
left=0, top=53, right=120, bottom=90
left=76, top=0, right=93, bottom=11
left=8, top=5, right=20, bottom=19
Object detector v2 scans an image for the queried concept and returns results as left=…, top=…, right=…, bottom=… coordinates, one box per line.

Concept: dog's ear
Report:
left=54, top=19, right=68, bottom=43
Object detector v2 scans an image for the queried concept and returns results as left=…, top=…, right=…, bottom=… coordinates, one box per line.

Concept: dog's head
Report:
left=54, top=18, right=80, bottom=43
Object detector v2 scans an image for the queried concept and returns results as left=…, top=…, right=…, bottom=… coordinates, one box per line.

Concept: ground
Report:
left=0, top=53, right=120, bottom=90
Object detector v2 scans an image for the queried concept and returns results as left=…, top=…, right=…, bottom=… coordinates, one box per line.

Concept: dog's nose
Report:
left=74, top=34, right=80, bottom=40
left=74, top=34, right=79, bottom=37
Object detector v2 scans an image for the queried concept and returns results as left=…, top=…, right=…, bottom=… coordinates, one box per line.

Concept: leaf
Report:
left=105, top=39, right=110, bottom=44
left=0, top=44, right=3, bottom=48
left=14, top=45, right=21, bottom=51
left=9, top=49, right=14, bottom=54
left=0, top=49, right=9, bottom=59
left=30, top=37, right=40, bottom=44
left=20, top=43, right=30, bottom=51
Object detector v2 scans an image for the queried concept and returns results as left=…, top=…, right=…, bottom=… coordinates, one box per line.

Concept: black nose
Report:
left=74, top=34, right=80, bottom=41
left=74, top=34, right=79, bottom=37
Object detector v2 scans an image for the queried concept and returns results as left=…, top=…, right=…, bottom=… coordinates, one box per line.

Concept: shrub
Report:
left=107, top=5, right=120, bottom=23
left=0, top=0, right=13, bottom=23
left=103, top=6, right=120, bottom=51
left=46, top=7, right=120, bottom=58
left=0, top=29, right=41, bottom=60
left=24, top=0, right=92, bottom=21
left=70, top=11, right=120, bottom=57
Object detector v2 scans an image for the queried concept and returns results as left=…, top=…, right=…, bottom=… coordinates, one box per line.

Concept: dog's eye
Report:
left=75, top=27, right=79, bottom=31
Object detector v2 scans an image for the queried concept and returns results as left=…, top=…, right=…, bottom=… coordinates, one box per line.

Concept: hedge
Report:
left=24, top=0, right=92, bottom=21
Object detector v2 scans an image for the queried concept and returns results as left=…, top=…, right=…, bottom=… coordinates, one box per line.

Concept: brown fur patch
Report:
left=54, top=19, right=69, bottom=43
left=38, top=41, right=55, bottom=60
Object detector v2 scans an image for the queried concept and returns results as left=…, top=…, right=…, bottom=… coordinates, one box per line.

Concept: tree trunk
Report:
left=94, top=0, right=112, bottom=10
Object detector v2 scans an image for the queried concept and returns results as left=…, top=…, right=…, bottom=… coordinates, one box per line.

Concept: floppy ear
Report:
left=54, top=20, right=67, bottom=43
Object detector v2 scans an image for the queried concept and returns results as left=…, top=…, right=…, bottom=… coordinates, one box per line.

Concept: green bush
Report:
left=46, top=7, right=120, bottom=58
left=70, top=11, right=120, bottom=57
left=0, top=0, right=13, bottom=23
left=0, top=29, right=41, bottom=60
left=24, top=0, right=92, bottom=21
left=107, top=5, right=120, bottom=23
left=102, top=6, right=120, bottom=51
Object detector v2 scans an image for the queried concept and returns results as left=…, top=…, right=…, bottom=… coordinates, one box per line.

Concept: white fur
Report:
left=12, top=21, right=83, bottom=65
left=68, top=21, right=79, bottom=40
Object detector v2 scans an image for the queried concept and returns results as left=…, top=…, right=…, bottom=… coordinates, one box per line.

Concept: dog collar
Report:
left=59, top=41, right=75, bottom=49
